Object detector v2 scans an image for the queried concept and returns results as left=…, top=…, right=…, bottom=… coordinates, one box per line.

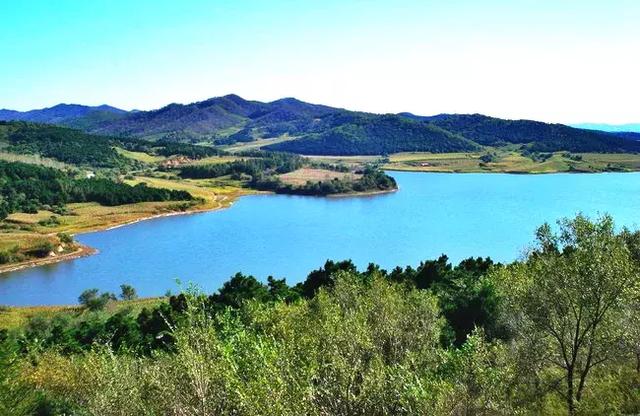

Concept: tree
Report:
left=301, top=260, right=357, bottom=298
left=119, top=284, right=138, bottom=301
left=208, top=272, right=269, bottom=309
left=78, top=289, right=116, bottom=311
left=57, top=232, right=74, bottom=245
left=267, top=276, right=300, bottom=302
left=494, top=215, right=640, bottom=415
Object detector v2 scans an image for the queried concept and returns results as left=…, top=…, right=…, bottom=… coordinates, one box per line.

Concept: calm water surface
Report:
left=2, top=171, right=640, bottom=305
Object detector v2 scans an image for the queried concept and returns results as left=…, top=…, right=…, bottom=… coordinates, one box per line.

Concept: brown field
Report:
left=279, top=168, right=361, bottom=186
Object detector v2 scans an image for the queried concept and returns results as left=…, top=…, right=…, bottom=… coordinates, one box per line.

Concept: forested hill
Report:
left=263, top=114, right=478, bottom=155
left=0, top=121, right=223, bottom=168
left=0, top=121, right=129, bottom=168
left=0, top=103, right=127, bottom=131
left=401, top=113, right=640, bottom=153
left=2, top=95, right=640, bottom=155
left=0, top=160, right=192, bottom=220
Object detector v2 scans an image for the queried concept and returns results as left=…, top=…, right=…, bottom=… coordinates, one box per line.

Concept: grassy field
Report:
left=184, top=155, right=240, bottom=165
left=115, top=147, right=166, bottom=163
left=279, top=168, right=361, bottom=186
left=385, top=150, right=640, bottom=173
left=0, top=151, right=73, bottom=170
left=0, top=297, right=164, bottom=330
left=223, top=134, right=298, bottom=152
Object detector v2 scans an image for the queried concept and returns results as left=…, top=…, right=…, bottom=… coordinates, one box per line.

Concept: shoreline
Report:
left=326, top=187, right=398, bottom=198
left=0, top=186, right=396, bottom=275
left=383, top=166, right=640, bottom=175
left=0, top=244, right=97, bottom=275
left=0, top=198, right=241, bottom=275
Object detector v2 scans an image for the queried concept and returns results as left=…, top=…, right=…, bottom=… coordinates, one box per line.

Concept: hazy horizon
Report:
left=1, top=1, right=639, bottom=124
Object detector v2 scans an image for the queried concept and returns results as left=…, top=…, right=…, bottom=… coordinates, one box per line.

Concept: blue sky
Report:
left=1, top=0, right=639, bottom=123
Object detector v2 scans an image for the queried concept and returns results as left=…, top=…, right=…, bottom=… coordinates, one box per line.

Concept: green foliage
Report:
left=179, top=151, right=304, bottom=179
left=25, top=241, right=54, bottom=258
left=119, top=284, right=138, bottom=301
left=37, top=215, right=60, bottom=227
left=0, top=121, right=130, bottom=167
left=0, top=160, right=192, bottom=219
left=2, top=214, right=640, bottom=414
left=0, top=246, right=21, bottom=264
left=266, top=114, right=478, bottom=155
left=78, top=289, right=116, bottom=311
left=251, top=165, right=397, bottom=196
left=179, top=151, right=397, bottom=195
left=494, top=214, right=640, bottom=415
left=425, top=113, right=640, bottom=153
left=56, top=232, right=73, bottom=244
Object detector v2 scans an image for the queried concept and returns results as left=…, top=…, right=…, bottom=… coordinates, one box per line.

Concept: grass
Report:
left=385, top=150, right=640, bottom=173
left=0, top=297, right=164, bottom=330
left=279, top=168, right=361, bottom=186
left=0, top=151, right=73, bottom=170
left=184, top=155, right=240, bottom=165
left=223, top=134, right=299, bottom=152
left=115, top=147, right=166, bottom=164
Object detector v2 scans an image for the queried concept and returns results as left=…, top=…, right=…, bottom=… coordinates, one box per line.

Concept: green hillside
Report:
left=3, top=96, right=640, bottom=156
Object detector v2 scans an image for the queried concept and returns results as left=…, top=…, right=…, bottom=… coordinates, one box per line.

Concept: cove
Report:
left=2, top=171, right=640, bottom=306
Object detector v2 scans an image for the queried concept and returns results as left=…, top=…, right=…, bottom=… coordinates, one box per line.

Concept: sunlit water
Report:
left=2, top=171, right=640, bottom=305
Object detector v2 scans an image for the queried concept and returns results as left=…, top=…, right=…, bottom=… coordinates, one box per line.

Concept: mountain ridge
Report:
left=2, top=96, right=640, bottom=155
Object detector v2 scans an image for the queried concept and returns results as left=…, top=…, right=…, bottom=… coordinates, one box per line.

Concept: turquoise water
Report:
left=1, top=171, right=640, bottom=306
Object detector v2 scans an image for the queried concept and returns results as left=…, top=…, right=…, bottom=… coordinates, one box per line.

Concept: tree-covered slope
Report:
left=4, top=96, right=640, bottom=155
left=89, top=94, right=266, bottom=140
left=264, top=114, right=479, bottom=155
left=411, top=113, right=640, bottom=153
left=0, top=121, right=130, bottom=168
left=0, top=160, right=192, bottom=219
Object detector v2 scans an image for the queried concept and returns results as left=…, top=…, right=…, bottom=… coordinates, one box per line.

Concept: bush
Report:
left=25, top=241, right=54, bottom=258
left=78, top=289, right=116, bottom=311
left=57, top=232, right=74, bottom=245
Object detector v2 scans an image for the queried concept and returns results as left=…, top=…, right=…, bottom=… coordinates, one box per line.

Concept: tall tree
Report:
left=494, top=215, right=640, bottom=415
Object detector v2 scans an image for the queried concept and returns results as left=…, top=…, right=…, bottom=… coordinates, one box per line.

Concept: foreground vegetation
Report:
left=1, top=214, right=639, bottom=415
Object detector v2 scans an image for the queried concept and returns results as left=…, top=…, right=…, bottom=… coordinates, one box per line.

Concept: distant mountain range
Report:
left=0, top=104, right=127, bottom=128
left=1, top=95, right=639, bottom=155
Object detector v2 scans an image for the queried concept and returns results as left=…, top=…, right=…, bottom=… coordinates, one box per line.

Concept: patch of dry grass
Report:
left=279, top=168, right=361, bottom=186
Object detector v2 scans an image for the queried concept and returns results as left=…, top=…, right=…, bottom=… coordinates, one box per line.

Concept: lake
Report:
left=2, top=171, right=640, bottom=306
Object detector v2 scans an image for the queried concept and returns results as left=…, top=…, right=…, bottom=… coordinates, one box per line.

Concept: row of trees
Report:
left=178, top=151, right=305, bottom=179
left=1, top=215, right=639, bottom=414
